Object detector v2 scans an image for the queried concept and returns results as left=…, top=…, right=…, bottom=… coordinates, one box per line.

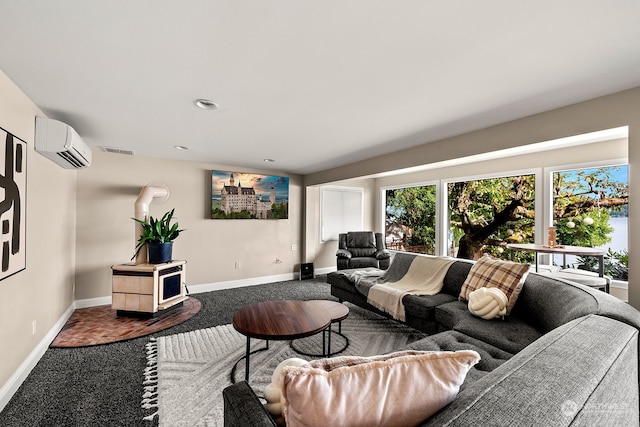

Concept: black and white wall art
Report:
left=0, top=127, right=26, bottom=280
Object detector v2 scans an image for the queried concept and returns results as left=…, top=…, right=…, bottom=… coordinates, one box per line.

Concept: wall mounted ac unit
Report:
left=34, top=117, right=92, bottom=169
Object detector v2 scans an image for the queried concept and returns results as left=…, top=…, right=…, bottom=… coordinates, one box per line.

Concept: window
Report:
left=447, top=173, right=536, bottom=261
left=320, top=186, right=363, bottom=242
left=384, top=184, right=436, bottom=254
left=552, top=164, right=628, bottom=280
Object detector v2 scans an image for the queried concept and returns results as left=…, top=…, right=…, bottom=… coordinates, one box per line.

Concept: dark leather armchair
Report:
left=336, top=231, right=391, bottom=270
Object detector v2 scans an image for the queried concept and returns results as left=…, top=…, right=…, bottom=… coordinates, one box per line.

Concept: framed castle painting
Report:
left=0, top=126, right=27, bottom=281
left=211, top=170, right=289, bottom=219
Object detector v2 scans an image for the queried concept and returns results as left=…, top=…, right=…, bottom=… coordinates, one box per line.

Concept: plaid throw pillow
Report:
left=459, top=255, right=530, bottom=315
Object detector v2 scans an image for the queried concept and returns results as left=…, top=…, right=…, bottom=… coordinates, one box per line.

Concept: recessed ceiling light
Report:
left=194, top=99, right=219, bottom=110
left=175, top=145, right=189, bottom=150
left=264, top=158, right=275, bottom=163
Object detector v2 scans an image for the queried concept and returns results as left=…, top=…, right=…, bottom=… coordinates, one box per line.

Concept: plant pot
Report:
left=147, top=242, right=173, bottom=264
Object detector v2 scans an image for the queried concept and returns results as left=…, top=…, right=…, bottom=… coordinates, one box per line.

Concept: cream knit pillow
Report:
left=468, top=287, right=508, bottom=320
left=459, top=255, right=530, bottom=315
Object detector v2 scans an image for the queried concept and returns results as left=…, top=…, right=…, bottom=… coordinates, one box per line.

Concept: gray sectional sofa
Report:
left=223, top=256, right=640, bottom=426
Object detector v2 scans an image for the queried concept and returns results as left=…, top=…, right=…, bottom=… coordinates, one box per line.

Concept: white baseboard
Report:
left=0, top=302, right=76, bottom=413
left=188, top=272, right=297, bottom=294
left=315, top=266, right=336, bottom=275
left=75, top=295, right=111, bottom=308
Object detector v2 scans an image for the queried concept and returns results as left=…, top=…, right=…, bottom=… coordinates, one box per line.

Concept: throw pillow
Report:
left=281, top=350, right=480, bottom=427
left=468, top=287, right=508, bottom=320
left=459, top=255, right=530, bottom=315
left=263, top=358, right=308, bottom=425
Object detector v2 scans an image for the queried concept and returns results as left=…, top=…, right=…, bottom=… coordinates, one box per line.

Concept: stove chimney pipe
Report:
left=134, top=185, right=169, bottom=265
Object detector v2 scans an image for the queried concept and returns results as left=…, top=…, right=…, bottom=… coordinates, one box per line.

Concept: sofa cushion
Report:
left=402, top=293, right=459, bottom=321
left=459, top=255, right=530, bottom=314
left=436, top=301, right=542, bottom=354
left=441, top=260, right=473, bottom=296
left=348, top=257, right=381, bottom=269
left=281, top=350, right=480, bottom=427
left=407, top=330, right=514, bottom=373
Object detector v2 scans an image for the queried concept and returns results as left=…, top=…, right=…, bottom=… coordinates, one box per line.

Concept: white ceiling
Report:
left=1, top=1, right=639, bottom=175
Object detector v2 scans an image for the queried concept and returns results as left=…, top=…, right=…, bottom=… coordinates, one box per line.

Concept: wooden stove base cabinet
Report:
left=111, top=260, right=187, bottom=316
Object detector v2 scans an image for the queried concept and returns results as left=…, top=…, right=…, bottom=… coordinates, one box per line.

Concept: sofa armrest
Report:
left=375, top=249, right=391, bottom=260
left=422, top=315, right=639, bottom=426
left=336, top=249, right=352, bottom=259
left=223, top=381, right=277, bottom=427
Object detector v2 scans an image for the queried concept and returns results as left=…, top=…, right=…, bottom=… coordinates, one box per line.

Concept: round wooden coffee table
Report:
left=291, top=300, right=350, bottom=357
left=231, top=300, right=331, bottom=383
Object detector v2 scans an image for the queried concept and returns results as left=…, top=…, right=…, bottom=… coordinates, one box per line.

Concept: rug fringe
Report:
left=142, top=339, right=159, bottom=423
left=143, top=411, right=158, bottom=421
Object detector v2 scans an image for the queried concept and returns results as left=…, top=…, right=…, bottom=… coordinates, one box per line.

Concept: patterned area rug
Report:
left=142, top=302, right=427, bottom=426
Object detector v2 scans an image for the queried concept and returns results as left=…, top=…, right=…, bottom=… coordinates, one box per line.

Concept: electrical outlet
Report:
left=234, top=261, right=240, bottom=269
left=291, top=244, right=297, bottom=251
left=31, top=319, right=37, bottom=336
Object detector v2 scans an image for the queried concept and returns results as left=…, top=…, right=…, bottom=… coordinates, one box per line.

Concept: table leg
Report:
left=327, top=323, right=332, bottom=357
left=598, top=255, right=604, bottom=277
left=245, top=337, right=251, bottom=382
left=510, top=248, right=515, bottom=261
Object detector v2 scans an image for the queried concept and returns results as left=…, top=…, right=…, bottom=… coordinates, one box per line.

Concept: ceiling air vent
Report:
left=101, top=146, right=135, bottom=156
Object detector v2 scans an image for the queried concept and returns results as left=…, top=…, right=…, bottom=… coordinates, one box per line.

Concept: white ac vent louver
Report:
left=101, top=146, right=135, bottom=156
left=34, top=117, right=91, bottom=169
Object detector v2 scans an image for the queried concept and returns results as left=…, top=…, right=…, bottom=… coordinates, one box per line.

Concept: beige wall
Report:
left=305, top=86, right=640, bottom=309
left=75, top=151, right=303, bottom=299
left=0, top=71, right=77, bottom=391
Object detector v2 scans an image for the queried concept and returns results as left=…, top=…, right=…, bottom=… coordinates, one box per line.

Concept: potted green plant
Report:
left=132, top=208, right=184, bottom=263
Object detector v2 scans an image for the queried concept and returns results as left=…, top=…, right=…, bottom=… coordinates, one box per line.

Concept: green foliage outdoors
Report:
left=386, top=186, right=436, bottom=254
left=554, top=209, right=613, bottom=248
left=553, top=167, right=626, bottom=247
left=577, top=249, right=628, bottom=280
left=386, top=166, right=628, bottom=279
left=553, top=166, right=628, bottom=279
left=448, top=175, right=536, bottom=260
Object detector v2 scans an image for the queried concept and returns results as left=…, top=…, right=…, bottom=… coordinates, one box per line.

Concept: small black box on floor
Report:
left=299, top=263, right=314, bottom=280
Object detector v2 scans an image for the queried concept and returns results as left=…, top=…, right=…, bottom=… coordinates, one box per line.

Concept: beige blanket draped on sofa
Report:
left=367, top=256, right=454, bottom=321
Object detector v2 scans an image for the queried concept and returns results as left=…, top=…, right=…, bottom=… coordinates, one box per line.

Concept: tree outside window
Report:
left=553, top=165, right=628, bottom=280
left=448, top=174, right=536, bottom=261
left=385, top=185, right=436, bottom=255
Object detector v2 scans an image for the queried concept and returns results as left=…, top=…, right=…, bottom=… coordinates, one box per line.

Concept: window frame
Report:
left=380, top=180, right=440, bottom=255
left=441, top=168, right=541, bottom=259
left=543, top=159, right=628, bottom=280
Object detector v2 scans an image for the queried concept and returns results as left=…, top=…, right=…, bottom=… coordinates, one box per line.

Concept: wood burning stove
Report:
left=111, top=260, right=187, bottom=316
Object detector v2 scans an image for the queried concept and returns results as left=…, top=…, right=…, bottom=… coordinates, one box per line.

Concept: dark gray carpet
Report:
left=0, top=277, right=335, bottom=427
